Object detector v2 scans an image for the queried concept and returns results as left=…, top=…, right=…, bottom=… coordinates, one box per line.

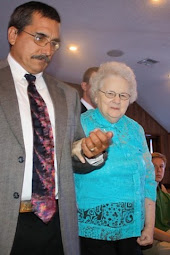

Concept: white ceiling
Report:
left=1, top=0, right=170, bottom=131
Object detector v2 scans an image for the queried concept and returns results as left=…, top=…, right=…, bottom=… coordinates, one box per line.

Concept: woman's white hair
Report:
left=89, top=61, right=137, bottom=105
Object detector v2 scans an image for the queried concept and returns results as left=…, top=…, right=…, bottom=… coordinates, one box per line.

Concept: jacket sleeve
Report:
left=71, top=89, right=106, bottom=173
left=72, top=152, right=107, bottom=174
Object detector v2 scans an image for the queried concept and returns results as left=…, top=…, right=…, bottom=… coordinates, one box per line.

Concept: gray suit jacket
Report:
left=0, top=62, right=90, bottom=255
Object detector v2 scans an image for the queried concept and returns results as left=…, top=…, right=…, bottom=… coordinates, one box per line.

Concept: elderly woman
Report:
left=74, top=62, right=157, bottom=255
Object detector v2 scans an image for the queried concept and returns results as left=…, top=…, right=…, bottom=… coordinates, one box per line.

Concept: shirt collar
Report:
left=81, top=98, right=94, bottom=110
left=94, top=108, right=125, bottom=130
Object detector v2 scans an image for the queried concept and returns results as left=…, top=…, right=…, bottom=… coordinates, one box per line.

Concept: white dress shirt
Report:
left=80, top=98, right=94, bottom=110
left=7, top=54, right=58, bottom=200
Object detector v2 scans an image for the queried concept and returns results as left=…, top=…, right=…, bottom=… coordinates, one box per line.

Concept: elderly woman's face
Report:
left=95, top=75, right=130, bottom=123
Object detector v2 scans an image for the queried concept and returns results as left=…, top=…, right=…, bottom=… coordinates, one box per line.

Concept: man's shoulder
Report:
left=0, top=61, right=12, bottom=83
left=43, top=72, right=79, bottom=96
left=0, top=59, right=8, bottom=70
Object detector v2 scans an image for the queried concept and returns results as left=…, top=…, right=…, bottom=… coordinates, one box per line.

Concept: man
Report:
left=143, top=152, right=170, bottom=255
left=80, top=67, right=98, bottom=113
left=0, top=2, right=112, bottom=255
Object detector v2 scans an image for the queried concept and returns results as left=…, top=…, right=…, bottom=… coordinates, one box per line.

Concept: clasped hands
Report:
left=72, top=129, right=113, bottom=163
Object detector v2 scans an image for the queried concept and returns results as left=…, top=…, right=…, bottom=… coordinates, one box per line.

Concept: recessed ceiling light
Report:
left=69, top=45, right=78, bottom=52
left=107, top=49, right=124, bottom=57
left=150, top=0, right=166, bottom=5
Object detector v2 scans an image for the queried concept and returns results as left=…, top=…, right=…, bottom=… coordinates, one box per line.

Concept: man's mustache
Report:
left=31, top=55, right=50, bottom=63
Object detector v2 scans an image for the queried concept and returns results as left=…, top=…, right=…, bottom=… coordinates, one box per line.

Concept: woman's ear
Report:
left=8, top=26, right=18, bottom=46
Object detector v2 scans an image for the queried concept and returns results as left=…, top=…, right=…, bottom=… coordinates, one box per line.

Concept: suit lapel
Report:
left=44, top=74, right=67, bottom=165
left=0, top=66, right=67, bottom=163
left=0, top=66, right=25, bottom=150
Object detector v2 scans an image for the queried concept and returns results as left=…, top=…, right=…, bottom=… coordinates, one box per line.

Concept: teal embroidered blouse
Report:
left=74, top=108, right=156, bottom=241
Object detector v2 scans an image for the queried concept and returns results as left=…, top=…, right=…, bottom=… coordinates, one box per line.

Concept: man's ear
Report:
left=81, top=82, right=88, bottom=92
left=94, top=96, right=98, bottom=104
left=8, top=26, right=18, bottom=46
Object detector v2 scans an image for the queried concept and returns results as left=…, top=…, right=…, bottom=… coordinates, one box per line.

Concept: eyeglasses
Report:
left=99, top=89, right=131, bottom=100
left=22, top=30, right=60, bottom=51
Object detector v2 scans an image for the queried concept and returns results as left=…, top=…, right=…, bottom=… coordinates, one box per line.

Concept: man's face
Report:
left=82, top=71, right=96, bottom=99
left=8, top=12, right=60, bottom=74
left=86, top=71, right=97, bottom=96
left=85, top=82, right=91, bottom=98
left=152, top=157, right=166, bottom=183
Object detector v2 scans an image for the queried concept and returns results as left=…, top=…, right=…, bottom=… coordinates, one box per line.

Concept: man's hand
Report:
left=82, top=129, right=113, bottom=158
left=72, top=129, right=113, bottom=163
left=72, top=138, right=85, bottom=163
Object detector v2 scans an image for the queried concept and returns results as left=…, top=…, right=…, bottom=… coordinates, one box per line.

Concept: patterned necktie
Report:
left=25, top=73, right=56, bottom=223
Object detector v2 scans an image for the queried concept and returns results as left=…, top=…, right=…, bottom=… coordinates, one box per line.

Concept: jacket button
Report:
left=13, top=192, right=20, bottom=199
left=18, top=156, right=24, bottom=163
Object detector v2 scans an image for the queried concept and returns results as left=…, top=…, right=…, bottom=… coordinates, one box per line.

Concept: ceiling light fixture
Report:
left=137, top=58, right=159, bottom=66
left=107, top=49, right=124, bottom=57
left=150, top=0, right=166, bottom=5
left=69, top=45, right=78, bottom=52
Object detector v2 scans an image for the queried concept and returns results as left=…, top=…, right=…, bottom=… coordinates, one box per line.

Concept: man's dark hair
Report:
left=83, top=67, right=99, bottom=84
left=8, top=1, right=61, bottom=33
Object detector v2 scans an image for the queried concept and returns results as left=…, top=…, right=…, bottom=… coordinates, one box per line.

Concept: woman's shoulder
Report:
left=123, top=115, right=144, bottom=132
left=80, top=109, right=98, bottom=135
left=81, top=109, right=97, bottom=121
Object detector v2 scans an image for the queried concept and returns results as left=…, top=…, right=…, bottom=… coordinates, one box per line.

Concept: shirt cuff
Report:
left=84, top=153, right=104, bottom=166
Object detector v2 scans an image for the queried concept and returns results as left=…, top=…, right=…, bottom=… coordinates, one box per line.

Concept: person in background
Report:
left=80, top=66, right=98, bottom=113
left=143, top=152, right=170, bottom=255
left=0, top=2, right=112, bottom=255
left=74, top=61, right=157, bottom=255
